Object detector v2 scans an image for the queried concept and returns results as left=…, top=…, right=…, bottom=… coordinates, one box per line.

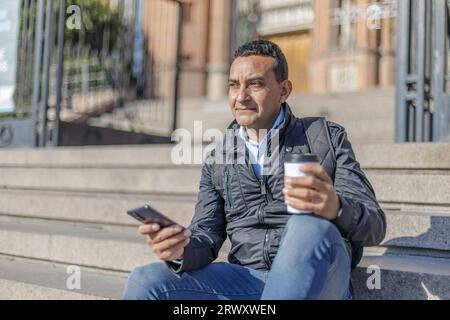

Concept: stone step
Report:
left=366, top=172, right=450, bottom=205
left=381, top=209, right=450, bottom=252
left=1, top=210, right=449, bottom=272
left=353, top=248, right=450, bottom=300
left=0, top=220, right=154, bottom=272
left=1, top=143, right=449, bottom=169
left=0, top=255, right=126, bottom=300
left=179, top=89, right=395, bottom=131
left=292, top=102, right=394, bottom=123
left=333, top=121, right=394, bottom=145
left=0, top=145, right=176, bottom=167
left=288, top=88, right=394, bottom=115
left=0, top=189, right=449, bottom=252
left=1, top=250, right=449, bottom=300
left=0, top=188, right=196, bottom=227
left=1, top=167, right=448, bottom=205
left=0, top=214, right=448, bottom=300
left=0, top=167, right=201, bottom=195
left=289, top=88, right=395, bottom=103
left=353, top=143, right=450, bottom=169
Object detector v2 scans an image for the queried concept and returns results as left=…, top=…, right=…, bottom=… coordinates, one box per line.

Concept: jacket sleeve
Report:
left=166, top=154, right=227, bottom=274
left=328, top=122, right=387, bottom=247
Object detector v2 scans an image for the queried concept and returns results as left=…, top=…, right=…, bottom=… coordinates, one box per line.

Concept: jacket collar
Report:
left=227, top=102, right=295, bottom=134
left=221, top=103, right=297, bottom=156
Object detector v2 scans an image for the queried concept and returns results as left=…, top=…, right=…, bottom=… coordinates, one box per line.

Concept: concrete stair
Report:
left=0, top=189, right=195, bottom=227
left=353, top=248, right=450, bottom=300
left=178, top=89, right=396, bottom=146
left=0, top=255, right=126, bottom=300
left=288, top=88, right=396, bottom=145
left=0, top=143, right=449, bottom=299
left=0, top=219, right=153, bottom=272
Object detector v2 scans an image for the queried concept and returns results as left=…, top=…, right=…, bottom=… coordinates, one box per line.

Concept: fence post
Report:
left=39, top=0, right=54, bottom=147
left=395, top=0, right=410, bottom=142
left=172, top=1, right=183, bottom=133
left=51, top=0, right=66, bottom=146
left=432, top=0, right=449, bottom=141
left=31, top=0, right=45, bottom=147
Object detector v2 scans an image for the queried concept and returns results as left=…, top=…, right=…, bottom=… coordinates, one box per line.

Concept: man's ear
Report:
left=280, top=80, right=293, bottom=104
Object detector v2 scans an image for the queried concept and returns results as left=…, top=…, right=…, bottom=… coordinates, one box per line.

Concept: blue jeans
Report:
left=122, top=214, right=352, bottom=300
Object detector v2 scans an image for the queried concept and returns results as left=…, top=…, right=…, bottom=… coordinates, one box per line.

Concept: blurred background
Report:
left=0, top=0, right=449, bottom=300
left=1, top=0, right=448, bottom=148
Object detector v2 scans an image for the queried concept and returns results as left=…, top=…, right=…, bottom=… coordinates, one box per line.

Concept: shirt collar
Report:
left=238, top=105, right=286, bottom=145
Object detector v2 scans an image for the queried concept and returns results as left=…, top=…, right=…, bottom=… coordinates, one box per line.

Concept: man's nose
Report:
left=236, top=86, right=251, bottom=103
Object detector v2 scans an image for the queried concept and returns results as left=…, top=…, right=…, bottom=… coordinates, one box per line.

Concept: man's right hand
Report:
left=138, top=223, right=192, bottom=261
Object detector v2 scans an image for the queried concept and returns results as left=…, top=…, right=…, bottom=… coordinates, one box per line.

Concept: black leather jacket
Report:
left=170, top=104, right=386, bottom=273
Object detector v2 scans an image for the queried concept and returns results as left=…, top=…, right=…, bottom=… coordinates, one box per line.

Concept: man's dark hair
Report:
left=233, top=40, right=288, bottom=83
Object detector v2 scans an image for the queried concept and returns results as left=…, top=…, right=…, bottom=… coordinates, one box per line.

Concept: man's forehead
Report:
left=230, top=56, right=276, bottom=77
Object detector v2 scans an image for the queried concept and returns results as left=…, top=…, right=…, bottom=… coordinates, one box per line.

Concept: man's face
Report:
left=228, top=55, right=291, bottom=130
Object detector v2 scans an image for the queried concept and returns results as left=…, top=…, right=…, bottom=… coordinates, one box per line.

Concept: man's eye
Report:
left=250, top=82, right=264, bottom=87
left=228, top=83, right=238, bottom=88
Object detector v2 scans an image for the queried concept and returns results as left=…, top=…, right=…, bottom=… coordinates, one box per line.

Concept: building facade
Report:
left=140, top=0, right=397, bottom=98
left=310, top=0, right=397, bottom=93
left=256, top=0, right=397, bottom=93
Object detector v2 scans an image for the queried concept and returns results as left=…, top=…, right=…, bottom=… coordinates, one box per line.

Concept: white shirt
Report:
left=238, top=106, right=285, bottom=180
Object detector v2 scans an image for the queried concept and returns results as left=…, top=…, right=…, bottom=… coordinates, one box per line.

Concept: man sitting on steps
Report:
left=122, top=40, right=387, bottom=300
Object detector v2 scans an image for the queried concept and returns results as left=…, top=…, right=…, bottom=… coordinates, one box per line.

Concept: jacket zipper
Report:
left=256, top=203, right=263, bottom=224
left=263, top=228, right=271, bottom=269
left=259, top=175, right=272, bottom=268
left=260, top=179, right=268, bottom=201
left=245, top=151, right=266, bottom=222
left=245, top=149, right=272, bottom=266
left=257, top=179, right=269, bottom=224
left=225, top=171, right=233, bottom=208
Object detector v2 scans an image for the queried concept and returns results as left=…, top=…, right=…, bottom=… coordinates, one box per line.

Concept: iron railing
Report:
left=0, top=0, right=183, bottom=148
left=396, top=0, right=450, bottom=142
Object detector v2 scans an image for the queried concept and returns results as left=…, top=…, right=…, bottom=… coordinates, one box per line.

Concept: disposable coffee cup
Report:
left=284, top=153, right=320, bottom=214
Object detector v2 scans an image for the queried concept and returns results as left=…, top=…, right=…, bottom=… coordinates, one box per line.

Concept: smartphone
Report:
left=127, top=204, right=184, bottom=229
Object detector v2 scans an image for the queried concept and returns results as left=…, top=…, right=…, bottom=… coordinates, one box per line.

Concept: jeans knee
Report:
left=282, top=214, right=342, bottom=249
left=275, top=215, right=347, bottom=272
left=122, top=262, right=171, bottom=300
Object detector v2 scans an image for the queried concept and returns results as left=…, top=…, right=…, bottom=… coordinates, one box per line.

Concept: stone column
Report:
left=379, top=15, right=396, bottom=88
left=309, top=0, right=332, bottom=93
left=206, top=0, right=231, bottom=100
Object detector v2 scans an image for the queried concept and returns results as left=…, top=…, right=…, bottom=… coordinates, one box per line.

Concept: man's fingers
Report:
left=150, top=225, right=190, bottom=243
left=285, top=175, right=329, bottom=192
left=172, top=247, right=185, bottom=261
left=150, top=231, right=191, bottom=252
left=298, top=164, right=332, bottom=183
left=158, top=238, right=190, bottom=261
left=138, top=223, right=160, bottom=235
left=283, top=187, right=323, bottom=204
left=285, top=196, right=319, bottom=213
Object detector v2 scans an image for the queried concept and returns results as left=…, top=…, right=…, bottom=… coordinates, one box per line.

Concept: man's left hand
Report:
left=283, top=164, right=340, bottom=220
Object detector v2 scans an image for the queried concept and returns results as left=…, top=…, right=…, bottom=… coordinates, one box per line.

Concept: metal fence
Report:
left=0, top=0, right=183, bottom=148
left=0, top=0, right=38, bottom=148
left=396, top=0, right=450, bottom=142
